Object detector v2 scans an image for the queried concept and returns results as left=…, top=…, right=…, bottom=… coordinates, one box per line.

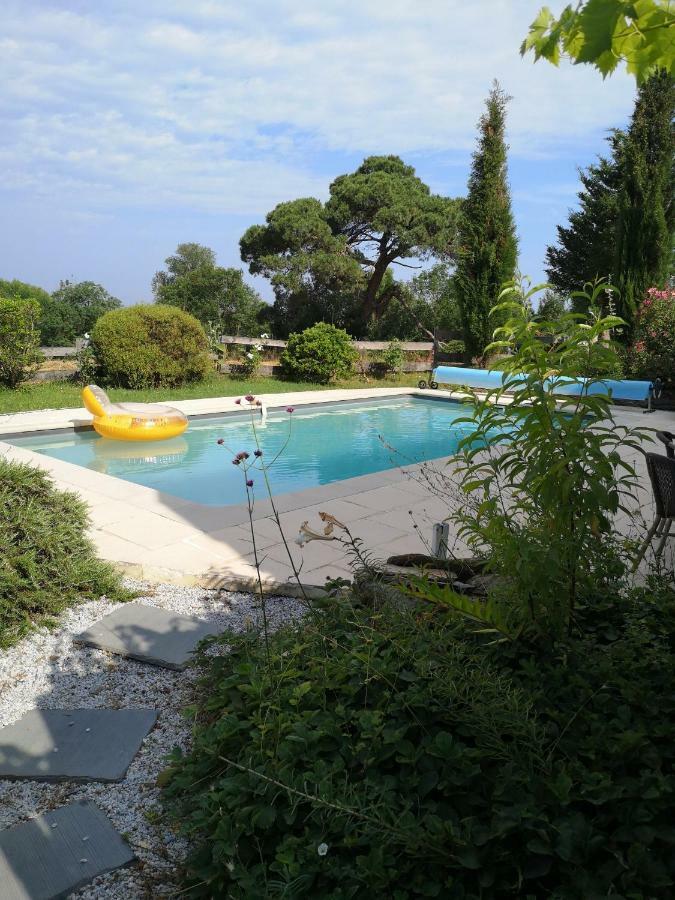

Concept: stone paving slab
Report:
left=74, top=603, right=222, bottom=670
left=0, top=709, right=158, bottom=783
left=0, top=800, right=134, bottom=900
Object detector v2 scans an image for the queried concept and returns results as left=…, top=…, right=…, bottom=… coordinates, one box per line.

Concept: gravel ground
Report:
left=0, top=579, right=306, bottom=898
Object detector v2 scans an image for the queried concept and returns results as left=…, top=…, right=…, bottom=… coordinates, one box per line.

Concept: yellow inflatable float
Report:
left=82, top=385, right=188, bottom=442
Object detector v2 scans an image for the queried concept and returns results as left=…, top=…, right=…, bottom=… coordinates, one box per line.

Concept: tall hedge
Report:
left=0, top=295, right=42, bottom=387
left=91, top=304, right=211, bottom=388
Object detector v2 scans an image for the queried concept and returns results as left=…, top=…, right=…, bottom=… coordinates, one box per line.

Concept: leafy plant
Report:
left=0, top=296, right=42, bottom=387
left=411, top=279, right=648, bottom=643
left=91, top=303, right=211, bottom=388
left=0, top=459, right=128, bottom=648
left=163, top=577, right=675, bottom=897
left=370, top=339, right=405, bottom=377
left=521, top=0, right=675, bottom=82
left=440, top=338, right=465, bottom=357
left=280, top=322, right=358, bottom=383
left=236, top=341, right=264, bottom=377
left=626, top=285, right=675, bottom=384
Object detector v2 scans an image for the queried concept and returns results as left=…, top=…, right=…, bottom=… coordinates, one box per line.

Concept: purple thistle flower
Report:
left=246, top=479, right=254, bottom=487
left=216, top=438, right=224, bottom=445
left=235, top=398, right=242, bottom=405
left=254, top=449, right=263, bottom=457
left=286, top=407, right=295, bottom=414
left=245, top=394, right=255, bottom=403
left=236, top=451, right=249, bottom=460
left=232, top=458, right=241, bottom=466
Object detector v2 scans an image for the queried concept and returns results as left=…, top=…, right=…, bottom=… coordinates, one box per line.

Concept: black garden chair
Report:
left=656, top=430, right=675, bottom=459
left=633, top=452, right=675, bottom=570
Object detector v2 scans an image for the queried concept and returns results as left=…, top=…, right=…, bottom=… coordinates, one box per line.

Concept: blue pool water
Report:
left=9, top=397, right=477, bottom=507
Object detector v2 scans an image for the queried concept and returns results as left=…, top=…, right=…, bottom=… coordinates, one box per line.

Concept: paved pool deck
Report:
left=1, top=387, right=673, bottom=593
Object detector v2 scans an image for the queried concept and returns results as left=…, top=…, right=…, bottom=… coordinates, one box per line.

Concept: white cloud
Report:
left=1, top=0, right=635, bottom=221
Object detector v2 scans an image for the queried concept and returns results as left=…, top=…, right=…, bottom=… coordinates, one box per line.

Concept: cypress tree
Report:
left=615, top=70, right=674, bottom=333
left=455, top=81, right=518, bottom=360
left=545, top=131, right=624, bottom=309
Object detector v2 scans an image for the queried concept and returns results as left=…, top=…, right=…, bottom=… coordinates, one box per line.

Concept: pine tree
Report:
left=455, top=82, right=518, bottom=360
left=545, top=131, right=624, bottom=308
left=615, top=70, right=674, bottom=333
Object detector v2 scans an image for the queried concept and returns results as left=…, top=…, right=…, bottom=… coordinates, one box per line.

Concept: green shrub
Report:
left=0, top=459, right=128, bottom=648
left=91, top=304, right=211, bottom=388
left=0, top=296, right=42, bottom=387
left=163, top=580, right=675, bottom=898
left=411, top=280, right=645, bottom=644
left=162, top=601, right=546, bottom=898
left=280, top=323, right=358, bottom=384
left=626, top=286, right=675, bottom=385
left=441, top=338, right=465, bottom=358
left=373, top=339, right=405, bottom=376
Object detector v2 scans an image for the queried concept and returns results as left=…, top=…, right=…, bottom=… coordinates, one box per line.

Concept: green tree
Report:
left=152, top=242, right=217, bottom=296
left=521, top=0, right=675, bottom=83
left=614, top=69, right=675, bottom=332
left=41, top=281, right=122, bottom=346
left=545, top=131, right=624, bottom=307
left=0, top=279, right=53, bottom=345
left=535, top=289, right=568, bottom=320
left=156, top=265, right=266, bottom=335
left=240, top=156, right=459, bottom=336
left=368, top=264, right=462, bottom=341
left=454, top=83, right=518, bottom=360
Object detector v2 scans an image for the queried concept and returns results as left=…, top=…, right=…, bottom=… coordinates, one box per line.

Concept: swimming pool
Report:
left=8, top=396, right=476, bottom=507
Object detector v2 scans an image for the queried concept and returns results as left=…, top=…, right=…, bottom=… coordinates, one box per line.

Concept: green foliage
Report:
left=0, top=278, right=50, bottom=306
left=521, top=0, right=675, bottom=82
left=0, top=459, right=128, bottom=648
left=427, top=280, right=647, bottom=643
left=164, top=579, right=675, bottom=897
left=369, top=264, right=462, bottom=341
left=545, top=132, right=624, bottom=306
left=240, top=156, right=459, bottom=335
left=455, top=83, right=518, bottom=361
left=0, top=296, right=42, bottom=387
left=152, top=242, right=216, bottom=295
left=162, top=601, right=546, bottom=898
left=154, top=245, right=266, bottom=334
left=373, top=339, right=405, bottom=376
left=626, top=285, right=675, bottom=383
left=280, top=323, right=358, bottom=383
left=441, top=338, right=465, bottom=357
left=91, top=304, right=211, bottom=388
left=614, top=70, right=674, bottom=334
left=234, top=341, right=264, bottom=378
left=41, top=280, right=122, bottom=346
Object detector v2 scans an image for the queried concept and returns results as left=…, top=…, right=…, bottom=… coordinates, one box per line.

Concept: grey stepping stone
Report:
left=0, top=709, right=158, bottom=783
left=74, top=603, right=221, bottom=670
left=0, top=800, right=134, bottom=900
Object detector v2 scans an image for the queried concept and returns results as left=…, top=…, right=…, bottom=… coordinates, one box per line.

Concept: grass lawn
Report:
left=0, top=372, right=424, bottom=414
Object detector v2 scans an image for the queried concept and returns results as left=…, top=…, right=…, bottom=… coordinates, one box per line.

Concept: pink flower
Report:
left=254, top=449, right=263, bottom=457
left=246, top=479, right=254, bottom=487
left=236, top=451, right=249, bottom=460
left=235, top=398, right=241, bottom=405
left=216, top=438, right=224, bottom=445
left=245, top=394, right=255, bottom=403
left=286, top=407, right=295, bottom=414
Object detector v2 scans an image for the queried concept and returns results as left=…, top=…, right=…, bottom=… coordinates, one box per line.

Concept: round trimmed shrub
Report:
left=91, top=304, right=211, bottom=388
left=280, top=322, right=358, bottom=384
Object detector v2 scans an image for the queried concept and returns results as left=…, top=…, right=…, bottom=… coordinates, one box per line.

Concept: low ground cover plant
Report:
left=280, top=322, right=358, bottom=384
left=91, top=304, right=211, bottom=388
left=163, top=577, right=675, bottom=898
left=0, top=295, right=42, bottom=388
left=0, top=459, right=128, bottom=648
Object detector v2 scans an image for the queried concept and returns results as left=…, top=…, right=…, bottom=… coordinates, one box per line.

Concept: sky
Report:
left=1, top=0, right=637, bottom=306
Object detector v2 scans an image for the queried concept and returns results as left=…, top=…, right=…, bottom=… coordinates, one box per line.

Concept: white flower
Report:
left=260, top=332, right=270, bottom=339
left=254, top=343, right=263, bottom=351
left=246, top=352, right=254, bottom=359
left=317, top=843, right=329, bottom=857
